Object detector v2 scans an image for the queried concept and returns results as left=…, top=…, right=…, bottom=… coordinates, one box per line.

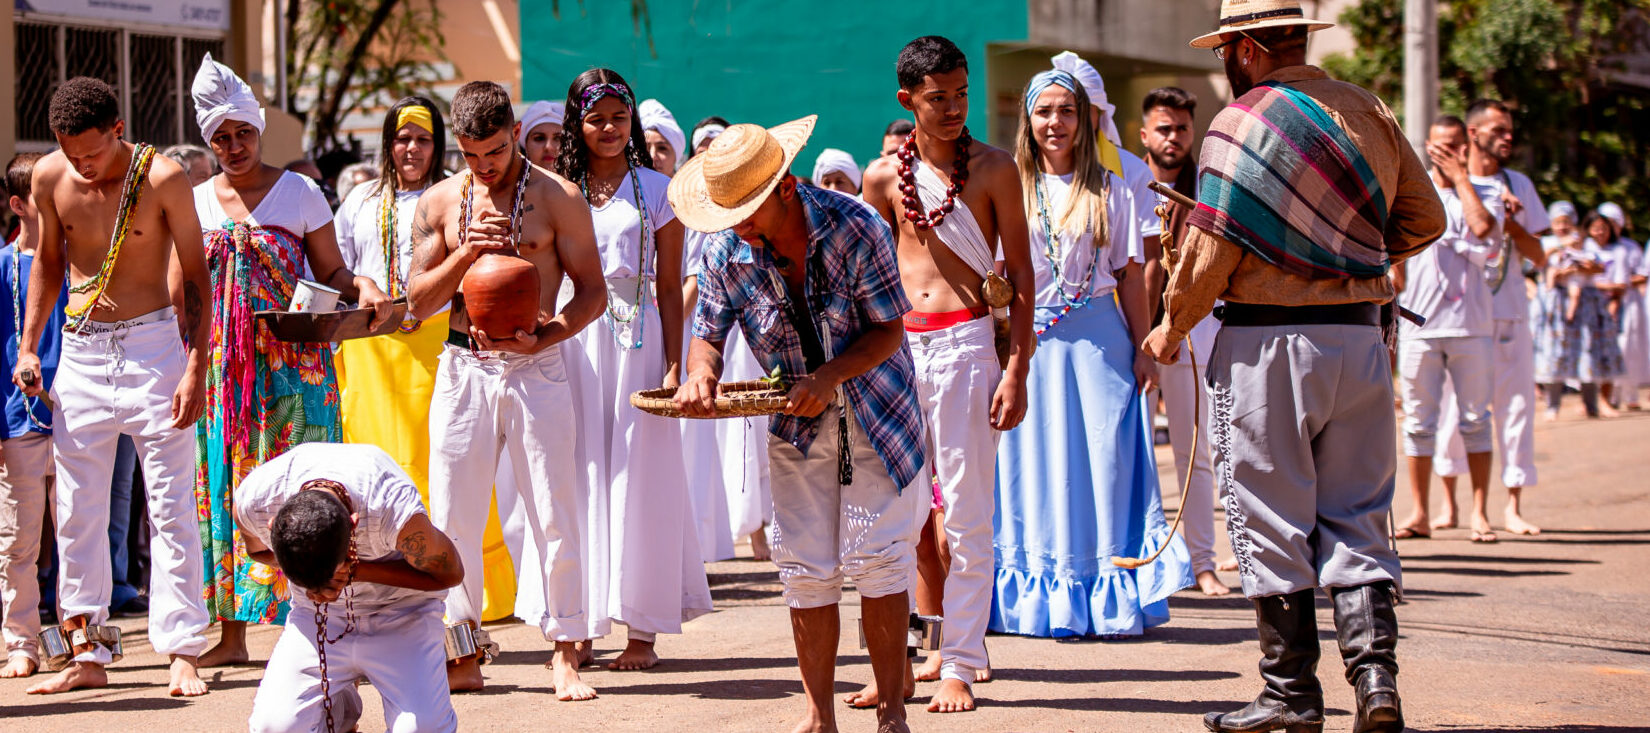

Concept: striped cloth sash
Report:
left=1190, top=81, right=1389, bottom=279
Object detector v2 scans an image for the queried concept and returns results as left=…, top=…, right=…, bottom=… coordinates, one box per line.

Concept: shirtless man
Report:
left=406, top=81, right=605, bottom=700
left=15, top=77, right=212, bottom=697
left=858, top=35, right=1034, bottom=715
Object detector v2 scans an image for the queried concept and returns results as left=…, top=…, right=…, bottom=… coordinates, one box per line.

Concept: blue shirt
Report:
left=0, top=243, right=66, bottom=438
left=693, top=185, right=924, bottom=488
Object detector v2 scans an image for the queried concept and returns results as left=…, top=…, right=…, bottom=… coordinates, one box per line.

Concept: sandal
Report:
left=1393, top=527, right=1431, bottom=540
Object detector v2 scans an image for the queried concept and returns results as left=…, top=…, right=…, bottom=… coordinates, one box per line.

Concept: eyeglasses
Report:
left=1213, top=31, right=1270, bottom=61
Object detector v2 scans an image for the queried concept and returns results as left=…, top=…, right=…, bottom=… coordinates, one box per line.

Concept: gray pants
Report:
left=1207, top=323, right=1402, bottom=599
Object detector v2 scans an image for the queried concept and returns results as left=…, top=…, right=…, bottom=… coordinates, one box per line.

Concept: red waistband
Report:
left=903, top=306, right=989, bottom=333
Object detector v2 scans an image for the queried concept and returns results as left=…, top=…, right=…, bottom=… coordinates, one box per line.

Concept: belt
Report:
left=1214, top=301, right=1380, bottom=327
left=447, top=329, right=475, bottom=349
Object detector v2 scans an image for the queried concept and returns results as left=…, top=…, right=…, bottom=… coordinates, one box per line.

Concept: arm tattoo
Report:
left=408, top=203, right=442, bottom=276
left=181, top=281, right=205, bottom=348
left=397, top=526, right=458, bottom=578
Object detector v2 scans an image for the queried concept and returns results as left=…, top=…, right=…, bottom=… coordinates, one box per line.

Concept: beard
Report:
left=1471, top=134, right=1509, bottom=165
left=1224, top=53, right=1257, bottom=97
left=1147, top=146, right=1188, bottom=172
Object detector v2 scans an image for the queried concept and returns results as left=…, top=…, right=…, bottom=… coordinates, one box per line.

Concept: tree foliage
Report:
left=1324, top=0, right=1650, bottom=227
left=282, top=0, right=448, bottom=154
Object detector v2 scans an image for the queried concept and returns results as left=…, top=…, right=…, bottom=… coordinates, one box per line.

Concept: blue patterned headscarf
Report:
left=1023, top=70, right=1079, bottom=116
left=579, top=82, right=634, bottom=114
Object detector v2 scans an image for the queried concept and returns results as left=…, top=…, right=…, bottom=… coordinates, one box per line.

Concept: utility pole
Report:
left=1403, top=0, right=1438, bottom=155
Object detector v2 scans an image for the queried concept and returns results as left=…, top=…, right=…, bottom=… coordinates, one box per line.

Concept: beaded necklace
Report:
left=302, top=478, right=358, bottom=733
left=65, top=143, right=155, bottom=332
left=378, top=183, right=421, bottom=333
left=582, top=164, right=652, bottom=350
left=1032, top=172, right=1107, bottom=337
left=895, top=130, right=972, bottom=230
left=458, top=160, right=530, bottom=357
left=10, top=250, right=51, bottom=430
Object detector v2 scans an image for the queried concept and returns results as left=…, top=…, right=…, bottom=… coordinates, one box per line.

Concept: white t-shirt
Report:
left=1468, top=169, right=1548, bottom=320
left=1027, top=171, right=1142, bottom=308
left=336, top=181, right=423, bottom=294
left=591, top=167, right=676, bottom=279
left=194, top=171, right=333, bottom=280
left=1119, top=150, right=1162, bottom=239
left=235, top=443, right=435, bottom=613
left=1399, top=185, right=1497, bottom=339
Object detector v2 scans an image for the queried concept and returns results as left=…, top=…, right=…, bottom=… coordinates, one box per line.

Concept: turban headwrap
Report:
left=1051, top=51, right=1124, bottom=177
left=1024, top=70, right=1079, bottom=116
left=517, top=100, right=567, bottom=147
left=1548, top=200, right=1577, bottom=223
left=192, top=52, right=264, bottom=142
left=1599, top=202, right=1627, bottom=231
left=692, top=124, right=726, bottom=154
left=811, top=148, right=862, bottom=191
left=638, top=99, right=687, bottom=167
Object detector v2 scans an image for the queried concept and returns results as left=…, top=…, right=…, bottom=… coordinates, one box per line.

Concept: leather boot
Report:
left=1331, top=582, right=1404, bottom=733
left=1204, top=588, right=1325, bottom=733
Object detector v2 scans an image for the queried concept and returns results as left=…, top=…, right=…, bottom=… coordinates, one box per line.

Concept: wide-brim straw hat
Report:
left=1189, top=0, right=1334, bottom=49
left=669, top=115, right=817, bottom=233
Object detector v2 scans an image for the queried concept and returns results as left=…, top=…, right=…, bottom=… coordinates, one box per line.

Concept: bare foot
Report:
left=842, top=662, right=914, bottom=708
left=913, top=653, right=942, bottom=682
left=1430, top=512, right=1458, bottom=530
left=574, top=639, right=595, bottom=667
left=750, top=528, right=772, bottom=562
left=608, top=638, right=659, bottom=670
left=876, top=714, right=912, bottom=733
left=1217, top=557, right=1238, bottom=573
left=1196, top=570, right=1231, bottom=596
left=168, top=655, right=208, bottom=697
left=447, top=656, right=484, bottom=693
left=550, top=644, right=597, bottom=701
left=196, top=638, right=249, bottom=668
left=1599, top=402, right=1621, bottom=418
left=1504, top=510, right=1541, bottom=536
left=25, top=661, right=107, bottom=694
left=925, top=678, right=976, bottom=713
left=789, top=713, right=835, bottom=733
left=975, top=667, right=992, bottom=684
left=1, top=655, right=37, bottom=678
left=1542, top=409, right=1560, bottom=422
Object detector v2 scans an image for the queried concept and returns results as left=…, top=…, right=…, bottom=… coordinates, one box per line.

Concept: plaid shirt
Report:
left=693, top=185, right=924, bottom=489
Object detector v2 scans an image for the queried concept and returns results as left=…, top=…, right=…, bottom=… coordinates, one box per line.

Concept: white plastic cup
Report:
left=289, top=280, right=342, bottom=313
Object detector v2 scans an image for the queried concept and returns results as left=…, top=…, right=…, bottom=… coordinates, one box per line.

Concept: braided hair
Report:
left=553, top=68, right=653, bottom=185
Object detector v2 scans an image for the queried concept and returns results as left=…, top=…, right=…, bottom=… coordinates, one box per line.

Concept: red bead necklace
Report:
left=896, top=128, right=972, bottom=230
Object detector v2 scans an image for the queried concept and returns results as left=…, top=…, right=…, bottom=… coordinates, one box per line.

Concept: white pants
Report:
left=1437, top=319, right=1538, bottom=487
left=908, top=317, right=999, bottom=684
left=51, top=314, right=207, bottom=663
left=428, top=344, right=586, bottom=641
left=769, top=406, right=926, bottom=609
left=1158, top=355, right=1219, bottom=576
left=0, top=431, right=51, bottom=661
left=248, top=597, right=455, bottom=733
left=1399, top=336, right=1494, bottom=457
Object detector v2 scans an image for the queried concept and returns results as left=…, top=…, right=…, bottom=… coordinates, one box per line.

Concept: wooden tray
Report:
left=256, top=301, right=410, bottom=343
left=630, top=380, right=789, bottom=419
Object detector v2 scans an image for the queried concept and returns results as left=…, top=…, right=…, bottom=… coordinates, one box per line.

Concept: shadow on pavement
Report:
left=1399, top=553, right=1600, bottom=565
left=1399, top=566, right=1570, bottom=578
left=1399, top=587, right=1485, bottom=599
left=987, top=667, right=1240, bottom=684
left=7, top=692, right=191, bottom=718
left=1425, top=728, right=1650, bottom=732
left=979, top=696, right=1349, bottom=716
left=594, top=678, right=860, bottom=700
left=1167, top=594, right=1253, bottom=610
left=1146, top=626, right=1257, bottom=645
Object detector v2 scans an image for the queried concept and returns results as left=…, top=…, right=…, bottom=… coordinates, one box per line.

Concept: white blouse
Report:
left=1025, top=171, right=1142, bottom=308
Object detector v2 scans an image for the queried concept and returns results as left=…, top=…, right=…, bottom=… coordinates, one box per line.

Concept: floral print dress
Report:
left=196, top=221, right=340, bottom=624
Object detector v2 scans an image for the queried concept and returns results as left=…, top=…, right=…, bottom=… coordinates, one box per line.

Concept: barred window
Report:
left=13, top=19, right=224, bottom=149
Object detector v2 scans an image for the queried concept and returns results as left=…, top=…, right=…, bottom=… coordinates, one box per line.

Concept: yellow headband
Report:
left=397, top=105, right=434, bottom=134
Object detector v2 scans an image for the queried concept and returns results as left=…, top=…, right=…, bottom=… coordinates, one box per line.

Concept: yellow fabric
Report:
left=397, top=105, right=434, bottom=134
left=1097, top=132, right=1124, bottom=179
left=334, top=310, right=520, bottom=621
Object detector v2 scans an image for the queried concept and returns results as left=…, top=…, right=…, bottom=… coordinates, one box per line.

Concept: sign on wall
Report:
left=16, top=0, right=230, bottom=31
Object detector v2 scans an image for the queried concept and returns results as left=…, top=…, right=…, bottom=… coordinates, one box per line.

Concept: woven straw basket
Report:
left=630, top=380, right=789, bottom=419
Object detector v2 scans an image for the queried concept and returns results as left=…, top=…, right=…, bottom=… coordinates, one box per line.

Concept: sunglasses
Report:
left=1213, top=31, right=1271, bottom=61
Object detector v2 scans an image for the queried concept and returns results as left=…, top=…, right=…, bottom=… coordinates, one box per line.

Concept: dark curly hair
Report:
left=270, top=490, right=352, bottom=591
left=552, top=68, right=652, bottom=187
left=49, top=77, right=120, bottom=136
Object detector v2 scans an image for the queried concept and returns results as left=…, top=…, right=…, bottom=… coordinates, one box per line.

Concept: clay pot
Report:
left=461, top=253, right=541, bottom=339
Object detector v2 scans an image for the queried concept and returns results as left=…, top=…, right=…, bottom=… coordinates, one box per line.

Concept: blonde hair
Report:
left=1014, top=80, right=1110, bottom=247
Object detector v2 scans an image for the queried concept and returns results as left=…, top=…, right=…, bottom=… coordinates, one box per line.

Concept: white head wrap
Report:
left=192, top=53, right=265, bottom=142
left=811, top=148, right=862, bottom=191
left=1599, top=202, right=1627, bottom=231
left=1051, top=51, right=1120, bottom=147
left=692, top=124, right=726, bottom=154
left=1548, top=201, right=1577, bottom=223
left=517, top=100, right=567, bottom=147
left=638, top=99, right=687, bottom=166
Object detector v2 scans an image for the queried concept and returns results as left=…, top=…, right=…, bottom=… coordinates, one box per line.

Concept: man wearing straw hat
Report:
left=671, top=117, right=927, bottom=733
left=1144, top=2, right=1446, bottom=732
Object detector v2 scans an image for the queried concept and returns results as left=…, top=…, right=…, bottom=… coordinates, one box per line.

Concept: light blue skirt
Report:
left=991, top=298, right=1193, bottom=638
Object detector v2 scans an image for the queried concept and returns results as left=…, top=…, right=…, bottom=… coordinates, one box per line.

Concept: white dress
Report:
left=571, top=167, right=713, bottom=638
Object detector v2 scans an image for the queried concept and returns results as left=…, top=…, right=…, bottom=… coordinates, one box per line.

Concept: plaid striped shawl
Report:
left=1191, top=81, right=1390, bottom=279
